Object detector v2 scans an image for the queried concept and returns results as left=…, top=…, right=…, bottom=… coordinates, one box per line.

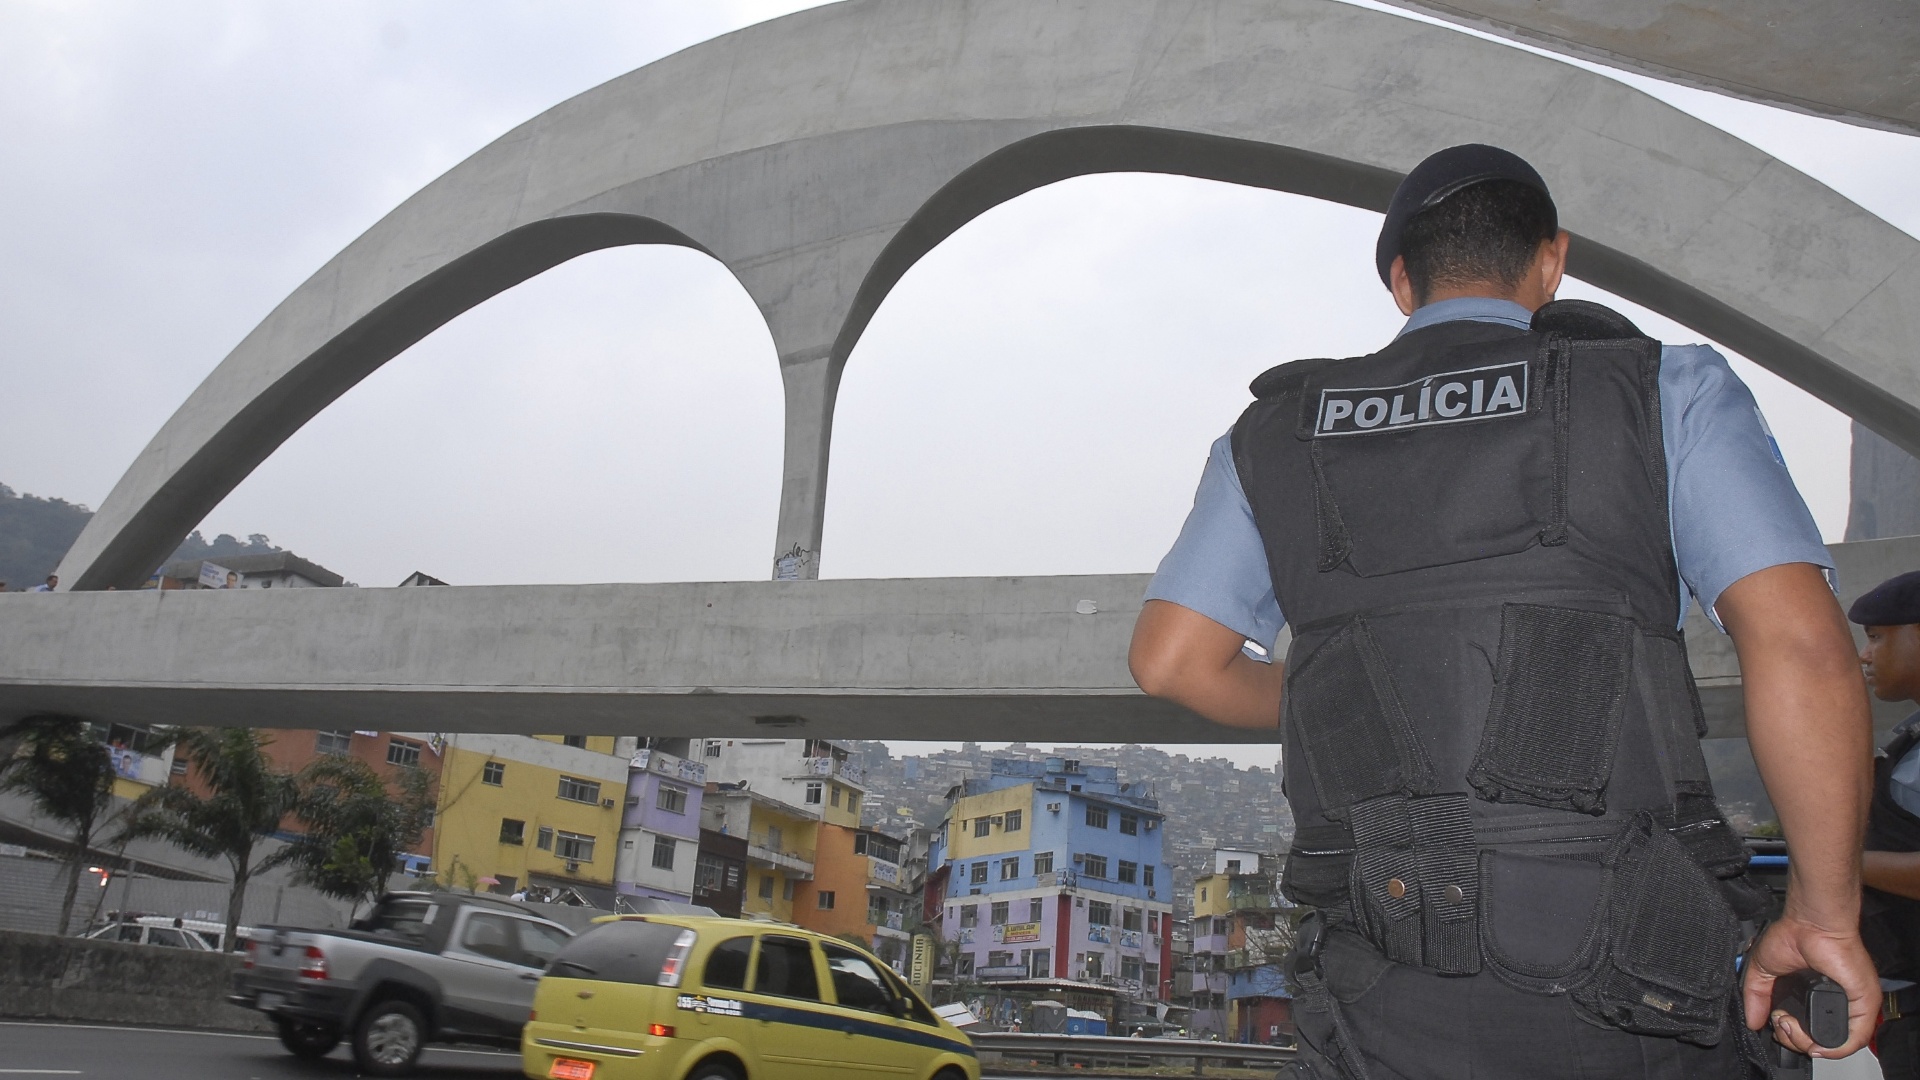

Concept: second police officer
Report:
left=1129, top=144, right=1879, bottom=1078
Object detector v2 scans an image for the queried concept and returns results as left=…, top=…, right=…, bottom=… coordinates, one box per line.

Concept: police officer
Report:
left=1850, top=571, right=1920, bottom=1079
left=1129, top=144, right=1878, bottom=1078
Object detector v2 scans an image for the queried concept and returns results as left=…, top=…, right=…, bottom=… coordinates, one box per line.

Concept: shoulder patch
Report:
left=1315, top=360, right=1528, bottom=437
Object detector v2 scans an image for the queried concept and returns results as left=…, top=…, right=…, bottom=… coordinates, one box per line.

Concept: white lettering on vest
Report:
left=1485, top=375, right=1523, bottom=412
left=1314, top=361, right=1529, bottom=437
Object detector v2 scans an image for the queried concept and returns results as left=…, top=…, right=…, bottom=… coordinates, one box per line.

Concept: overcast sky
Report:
left=5, top=1, right=1917, bottom=769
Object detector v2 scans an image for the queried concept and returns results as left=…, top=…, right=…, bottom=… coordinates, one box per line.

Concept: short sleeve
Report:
left=1142, top=431, right=1287, bottom=653
left=1662, top=344, right=1833, bottom=628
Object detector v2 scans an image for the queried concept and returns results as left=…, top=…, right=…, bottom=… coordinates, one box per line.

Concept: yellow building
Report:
left=431, top=733, right=633, bottom=903
left=703, top=786, right=818, bottom=923
left=944, top=784, right=1033, bottom=863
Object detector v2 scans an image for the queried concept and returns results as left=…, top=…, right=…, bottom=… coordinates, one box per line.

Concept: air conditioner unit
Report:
left=565, top=860, right=581, bottom=873
left=990, top=816, right=1003, bottom=825
left=1145, top=820, right=1158, bottom=830
left=602, top=798, right=616, bottom=809
left=1072, top=853, right=1085, bottom=862
left=1046, top=803, right=1062, bottom=813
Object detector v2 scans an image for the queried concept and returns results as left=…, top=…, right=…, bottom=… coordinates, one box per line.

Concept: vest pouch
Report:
left=1301, top=339, right=1566, bottom=577
left=1477, top=848, right=1607, bottom=994
left=1570, top=813, right=1740, bottom=1045
left=1284, top=616, right=1433, bottom=810
left=1284, top=825, right=1356, bottom=911
left=1670, top=793, right=1774, bottom=922
left=1348, top=793, right=1480, bottom=974
left=1468, top=603, right=1634, bottom=814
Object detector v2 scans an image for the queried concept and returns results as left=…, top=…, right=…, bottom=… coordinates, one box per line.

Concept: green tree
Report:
left=285, top=757, right=435, bottom=918
left=125, top=728, right=298, bottom=951
left=0, top=715, right=118, bottom=934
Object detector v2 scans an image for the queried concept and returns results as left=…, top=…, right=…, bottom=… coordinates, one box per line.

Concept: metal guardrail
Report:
left=970, top=1032, right=1295, bottom=1076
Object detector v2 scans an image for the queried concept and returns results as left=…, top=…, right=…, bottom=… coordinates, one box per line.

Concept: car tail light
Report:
left=242, top=939, right=256, bottom=970
left=298, top=945, right=328, bottom=980
left=655, top=929, right=697, bottom=988
left=648, top=1024, right=675, bottom=1038
left=529, top=1010, right=538, bottom=1022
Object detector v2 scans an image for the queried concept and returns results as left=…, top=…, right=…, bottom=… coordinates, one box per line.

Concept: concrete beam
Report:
left=7, top=538, right=1919, bottom=743
left=51, top=0, right=1920, bottom=593
left=1377, top=0, right=1920, bottom=137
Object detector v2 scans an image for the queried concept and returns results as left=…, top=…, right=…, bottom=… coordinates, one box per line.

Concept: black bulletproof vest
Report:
left=1236, top=301, right=1764, bottom=1045
left=1864, top=719, right=1920, bottom=979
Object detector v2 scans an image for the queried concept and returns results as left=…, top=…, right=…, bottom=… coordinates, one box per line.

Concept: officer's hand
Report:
left=1742, top=915, right=1879, bottom=1057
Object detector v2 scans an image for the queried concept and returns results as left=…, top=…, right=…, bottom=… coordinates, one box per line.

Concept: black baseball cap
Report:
left=1850, top=570, right=1920, bottom=626
left=1375, top=144, right=1555, bottom=287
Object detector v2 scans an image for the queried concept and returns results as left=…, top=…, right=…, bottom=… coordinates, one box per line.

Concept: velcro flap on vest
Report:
left=1468, top=603, right=1634, bottom=815
left=1285, top=617, right=1433, bottom=809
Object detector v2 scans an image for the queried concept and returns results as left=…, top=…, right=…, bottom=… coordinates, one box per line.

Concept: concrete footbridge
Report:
left=7, top=0, right=1919, bottom=739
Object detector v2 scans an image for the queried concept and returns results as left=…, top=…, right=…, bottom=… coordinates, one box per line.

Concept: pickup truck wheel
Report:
left=275, top=1017, right=340, bottom=1059
left=352, top=999, right=426, bottom=1076
left=685, top=1061, right=742, bottom=1080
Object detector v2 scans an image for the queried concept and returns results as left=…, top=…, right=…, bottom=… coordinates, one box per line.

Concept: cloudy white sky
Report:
left=4, top=1, right=1916, bottom=768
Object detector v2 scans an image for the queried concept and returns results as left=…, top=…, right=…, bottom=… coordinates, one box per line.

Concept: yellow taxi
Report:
left=522, top=915, right=979, bottom=1080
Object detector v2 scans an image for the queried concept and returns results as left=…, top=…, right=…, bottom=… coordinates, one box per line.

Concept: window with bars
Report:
left=557, top=776, right=601, bottom=804
left=1122, top=908, right=1143, bottom=931
left=1088, top=901, right=1112, bottom=926
left=1085, top=806, right=1109, bottom=829
left=537, top=826, right=554, bottom=850
left=386, top=739, right=422, bottom=769
left=758, top=875, right=774, bottom=899
left=1033, top=851, right=1054, bottom=875
left=970, top=862, right=988, bottom=885
left=652, top=835, right=676, bottom=870
left=562, top=735, right=587, bottom=748
left=482, top=761, right=505, bottom=786
left=959, top=905, right=978, bottom=928
left=1004, top=809, right=1022, bottom=832
left=1120, top=813, right=1139, bottom=836
left=990, top=901, right=1008, bottom=925
left=705, top=741, right=723, bottom=758
left=1029, top=898, right=1046, bottom=922
left=1000, top=856, right=1019, bottom=880
left=817, top=891, right=836, bottom=910
left=656, top=785, right=687, bottom=814
left=1118, top=860, right=1138, bottom=884
left=555, top=831, right=595, bottom=862
left=1144, top=864, right=1155, bottom=888
left=974, top=818, right=991, bottom=838
left=805, top=782, right=823, bottom=804
left=315, top=731, right=351, bottom=757
left=1082, top=854, right=1108, bottom=879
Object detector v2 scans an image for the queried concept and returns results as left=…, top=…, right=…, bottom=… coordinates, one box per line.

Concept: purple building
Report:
left=614, top=740, right=707, bottom=904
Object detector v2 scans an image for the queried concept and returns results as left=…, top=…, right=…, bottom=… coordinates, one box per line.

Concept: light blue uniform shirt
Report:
left=1146, top=298, right=1832, bottom=651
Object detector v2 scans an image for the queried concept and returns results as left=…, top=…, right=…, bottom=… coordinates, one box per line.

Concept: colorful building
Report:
left=932, top=758, right=1173, bottom=1010
left=794, top=823, right=916, bottom=970
left=1191, top=849, right=1294, bottom=1044
left=614, top=740, right=708, bottom=904
left=702, top=783, right=818, bottom=924
left=431, top=733, right=634, bottom=906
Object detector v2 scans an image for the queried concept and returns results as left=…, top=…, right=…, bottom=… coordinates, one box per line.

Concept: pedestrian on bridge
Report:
left=1129, top=143, right=1878, bottom=1079
left=1850, top=571, right=1920, bottom=1080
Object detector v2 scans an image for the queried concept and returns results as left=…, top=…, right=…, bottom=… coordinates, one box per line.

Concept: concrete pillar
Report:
left=773, top=349, right=841, bottom=580
left=1847, top=421, right=1920, bottom=541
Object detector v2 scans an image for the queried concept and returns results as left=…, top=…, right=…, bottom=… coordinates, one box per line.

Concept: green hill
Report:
left=0, top=482, right=282, bottom=590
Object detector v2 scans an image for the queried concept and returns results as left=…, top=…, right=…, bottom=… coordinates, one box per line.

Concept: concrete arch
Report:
left=59, top=0, right=1920, bottom=589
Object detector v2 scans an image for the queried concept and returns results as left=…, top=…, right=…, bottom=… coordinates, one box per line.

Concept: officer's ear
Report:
left=1389, top=255, right=1419, bottom=316
left=1531, top=230, right=1571, bottom=305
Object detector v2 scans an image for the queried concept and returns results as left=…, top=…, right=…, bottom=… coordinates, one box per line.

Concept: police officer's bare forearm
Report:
left=1716, top=563, right=1877, bottom=1057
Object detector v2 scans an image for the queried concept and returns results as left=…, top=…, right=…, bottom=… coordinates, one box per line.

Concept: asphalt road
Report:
left=0, top=1021, right=524, bottom=1079
left=0, top=1022, right=1058, bottom=1079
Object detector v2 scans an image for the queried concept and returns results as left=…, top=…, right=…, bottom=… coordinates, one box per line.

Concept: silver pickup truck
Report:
left=229, top=891, right=576, bottom=1075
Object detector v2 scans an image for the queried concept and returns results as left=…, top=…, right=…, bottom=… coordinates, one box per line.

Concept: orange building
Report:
left=246, top=729, right=440, bottom=860
left=793, top=823, right=916, bottom=972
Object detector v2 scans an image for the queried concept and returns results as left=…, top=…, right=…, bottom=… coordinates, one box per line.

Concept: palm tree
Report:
left=0, top=715, right=118, bottom=935
left=125, top=728, right=298, bottom=951
left=285, top=756, right=435, bottom=919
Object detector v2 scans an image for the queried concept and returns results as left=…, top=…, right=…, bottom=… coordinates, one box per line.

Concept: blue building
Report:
left=932, top=758, right=1172, bottom=1006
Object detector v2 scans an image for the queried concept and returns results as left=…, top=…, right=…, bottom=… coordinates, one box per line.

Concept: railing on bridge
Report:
left=969, top=1032, right=1294, bottom=1076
